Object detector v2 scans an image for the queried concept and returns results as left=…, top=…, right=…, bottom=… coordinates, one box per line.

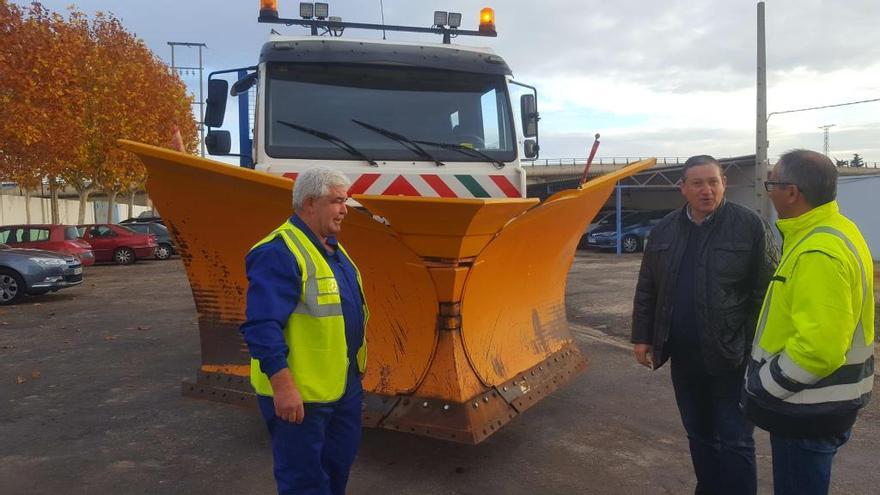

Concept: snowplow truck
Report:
left=120, top=3, right=655, bottom=444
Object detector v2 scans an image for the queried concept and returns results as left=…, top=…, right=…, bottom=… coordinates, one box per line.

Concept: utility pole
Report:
left=755, top=1, right=771, bottom=222
left=818, top=124, right=836, bottom=156
left=168, top=41, right=208, bottom=157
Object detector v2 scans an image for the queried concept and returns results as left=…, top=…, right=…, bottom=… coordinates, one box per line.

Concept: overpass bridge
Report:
left=522, top=156, right=878, bottom=185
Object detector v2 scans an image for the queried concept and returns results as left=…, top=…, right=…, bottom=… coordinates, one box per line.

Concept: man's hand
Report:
left=633, top=344, right=654, bottom=369
left=269, top=369, right=305, bottom=424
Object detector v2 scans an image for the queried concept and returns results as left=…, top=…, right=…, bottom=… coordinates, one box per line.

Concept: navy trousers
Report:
left=670, top=355, right=757, bottom=495
left=769, top=430, right=851, bottom=495
left=257, top=376, right=363, bottom=495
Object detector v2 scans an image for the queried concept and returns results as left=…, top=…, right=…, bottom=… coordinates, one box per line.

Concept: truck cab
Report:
left=204, top=7, right=539, bottom=199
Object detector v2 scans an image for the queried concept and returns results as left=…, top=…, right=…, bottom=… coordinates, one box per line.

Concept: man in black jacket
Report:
left=631, top=155, right=778, bottom=495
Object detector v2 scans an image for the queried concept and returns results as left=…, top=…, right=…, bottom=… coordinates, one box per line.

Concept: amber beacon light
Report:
left=260, top=0, right=279, bottom=19
left=479, top=7, right=495, bottom=33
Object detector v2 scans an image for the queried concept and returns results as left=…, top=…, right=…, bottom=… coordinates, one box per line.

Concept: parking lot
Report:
left=1, top=253, right=878, bottom=494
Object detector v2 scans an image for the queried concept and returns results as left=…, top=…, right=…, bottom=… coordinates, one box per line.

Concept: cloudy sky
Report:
left=22, top=0, right=880, bottom=164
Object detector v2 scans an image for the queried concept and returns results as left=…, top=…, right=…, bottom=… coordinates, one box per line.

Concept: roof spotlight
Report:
left=433, top=10, right=448, bottom=27
left=314, top=2, right=329, bottom=19
left=447, top=12, right=462, bottom=28
left=299, top=2, right=314, bottom=18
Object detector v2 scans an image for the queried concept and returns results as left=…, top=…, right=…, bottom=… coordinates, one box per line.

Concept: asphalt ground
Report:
left=1, top=252, right=878, bottom=494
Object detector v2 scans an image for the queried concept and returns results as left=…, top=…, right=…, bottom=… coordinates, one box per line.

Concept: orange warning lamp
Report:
left=260, top=0, right=279, bottom=19
left=479, top=8, right=495, bottom=33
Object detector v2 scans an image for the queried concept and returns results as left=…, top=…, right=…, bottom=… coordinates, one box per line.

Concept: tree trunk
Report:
left=127, top=190, right=135, bottom=219
left=49, top=181, right=60, bottom=224
left=77, top=187, right=92, bottom=224
left=23, top=188, right=32, bottom=224
left=106, top=190, right=117, bottom=224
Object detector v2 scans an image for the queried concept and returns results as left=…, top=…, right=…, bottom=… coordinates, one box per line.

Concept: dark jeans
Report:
left=670, top=355, right=756, bottom=495
left=257, top=375, right=363, bottom=495
left=770, top=430, right=851, bottom=495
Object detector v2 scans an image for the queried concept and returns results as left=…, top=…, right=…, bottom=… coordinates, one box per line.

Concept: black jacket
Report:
left=631, top=201, right=778, bottom=374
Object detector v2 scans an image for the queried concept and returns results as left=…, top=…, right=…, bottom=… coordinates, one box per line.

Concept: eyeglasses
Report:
left=764, top=181, right=797, bottom=192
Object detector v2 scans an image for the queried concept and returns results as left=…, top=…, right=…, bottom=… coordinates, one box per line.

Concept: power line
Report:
left=767, top=97, right=880, bottom=120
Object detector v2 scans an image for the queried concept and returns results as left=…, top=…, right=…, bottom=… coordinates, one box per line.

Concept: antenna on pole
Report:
left=818, top=124, right=836, bottom=156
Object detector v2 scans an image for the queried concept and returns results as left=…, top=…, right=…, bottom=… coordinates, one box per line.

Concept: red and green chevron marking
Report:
left=282, top=172, right=521, bottom=198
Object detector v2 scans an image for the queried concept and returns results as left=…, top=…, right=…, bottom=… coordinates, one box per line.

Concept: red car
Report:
left=0, top=224, right=95, bottom=266
left=76, top=224, right=157, bottom=265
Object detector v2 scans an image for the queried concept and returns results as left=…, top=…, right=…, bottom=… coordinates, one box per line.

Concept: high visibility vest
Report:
left=747, top=201, right=874, bottom=416
left=248, top=220, right=368, bottom=402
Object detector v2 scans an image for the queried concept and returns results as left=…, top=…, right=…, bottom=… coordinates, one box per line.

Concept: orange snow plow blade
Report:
left=119, top=139, right=654, bottom=443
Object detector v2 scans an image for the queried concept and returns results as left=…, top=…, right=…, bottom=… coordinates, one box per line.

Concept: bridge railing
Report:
left=522, top=157, right=688, bottom=166
left=522, top=157, right=880, bottom=168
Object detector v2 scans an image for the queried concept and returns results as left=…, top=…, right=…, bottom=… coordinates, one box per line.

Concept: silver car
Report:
left=0, top=243, right=83, bottom=305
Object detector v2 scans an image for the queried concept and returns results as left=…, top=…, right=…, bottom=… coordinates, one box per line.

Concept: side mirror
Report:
left=204, top=79, right=229, bottom=128
left=520, top=94, right=538, bottom=138
left=524, top=139, right=539, bottom=159
left=231, top=72, right=258, bottom=97
left=206, top=130, right=232, bottom=155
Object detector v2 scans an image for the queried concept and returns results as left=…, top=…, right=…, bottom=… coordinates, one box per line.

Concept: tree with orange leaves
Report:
left=0, top=1, right=70, bottom=223
left=0, top=1, right=197, bottom=224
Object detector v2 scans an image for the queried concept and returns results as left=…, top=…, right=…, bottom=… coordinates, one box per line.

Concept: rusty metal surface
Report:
left=494, top=342, right=587, bottom=413
left=459, top=159, right=656, bottom=387
left=362, top=393, right=401, bottom=428
left=372, top=343, right=587, bottom=444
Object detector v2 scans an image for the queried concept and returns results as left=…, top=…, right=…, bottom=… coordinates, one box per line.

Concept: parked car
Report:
left=0, top=224, right=95, bottom=266
left=123, top=222, right=176, bottom=260
left=583, top=210, right=673, bottom=253
left=120, top=210, right=164, bottom=225
left=585, top=209, right=636, bottom=234
left=76, top=224, right=157, bottom=265
left=0, top=243, right=83, bottom=305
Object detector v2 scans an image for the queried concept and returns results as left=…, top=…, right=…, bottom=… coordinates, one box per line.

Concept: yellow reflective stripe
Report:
left=785, top=375, right=874, bottom=405
left=777, top=352, right=821, bottom=385
left=846, top=325, right=873, bottom=365
left=759, top=364, right=794, bottom=400
left=281, top=227, right=344, bottom=317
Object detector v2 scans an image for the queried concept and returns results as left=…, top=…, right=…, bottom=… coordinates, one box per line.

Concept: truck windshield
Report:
left=265, top=63, right=516, bottom=162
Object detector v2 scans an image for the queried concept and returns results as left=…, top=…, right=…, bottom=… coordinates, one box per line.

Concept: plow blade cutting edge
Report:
left=118, top=139, right=655, bottom=443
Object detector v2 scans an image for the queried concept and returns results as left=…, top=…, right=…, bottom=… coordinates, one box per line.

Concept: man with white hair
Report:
left=241, top=167, right=368, bottom=495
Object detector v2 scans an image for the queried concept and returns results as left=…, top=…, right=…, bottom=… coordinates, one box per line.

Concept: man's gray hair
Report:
left=292, top=168, right=352, bottom=210
left=776, top=149, right=837, bottom=207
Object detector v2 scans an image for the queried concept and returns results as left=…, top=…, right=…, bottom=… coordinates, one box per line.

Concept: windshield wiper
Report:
left=413, top=139, right=505, bottom=170
left=352, top=119, right=445, bottom=167
left=276, top=120, right=378, bottom=167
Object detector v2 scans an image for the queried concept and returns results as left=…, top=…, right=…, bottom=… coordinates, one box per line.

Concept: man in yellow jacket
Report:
left=743, top=150, right=874, bottom=495
left=241, top=168, right=368, bottom=495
